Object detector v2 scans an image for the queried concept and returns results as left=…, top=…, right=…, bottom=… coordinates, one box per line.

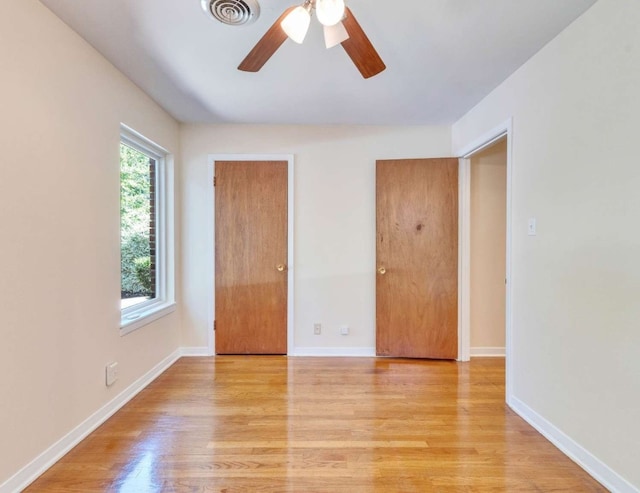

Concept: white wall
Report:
left=470, top=140, right=507, bottom=351
left=180, top=125, right=451, bottom=352
left=453, top=0, right=640, bottom=489
left=0, top=0, right=181, bottom=486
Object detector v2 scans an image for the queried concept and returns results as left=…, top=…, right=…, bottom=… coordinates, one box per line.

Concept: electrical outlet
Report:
left=341, top=326, right=349, bottom=336
left=314, top=323, right=322, bottom=335
left=106, top=362, right=119, bottom=386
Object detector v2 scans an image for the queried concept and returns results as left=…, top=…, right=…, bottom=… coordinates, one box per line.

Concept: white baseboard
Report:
left=291, top=347, right=376, bottom=357
left=510, top=395, right=638, bottom=493
left=470, top=346, right=505, bottom=357
left=180, top=346, right=211, bottom=357
left=0, top=349, right=182, bottom=493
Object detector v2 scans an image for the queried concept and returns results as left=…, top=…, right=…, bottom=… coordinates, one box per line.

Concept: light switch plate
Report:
left=106, top=362, right=119, bottom=386
left=528, top=217, right=537, bottom=236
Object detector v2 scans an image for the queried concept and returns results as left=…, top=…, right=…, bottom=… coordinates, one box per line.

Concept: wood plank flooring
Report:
left=25, top=357, right=607, bottom=492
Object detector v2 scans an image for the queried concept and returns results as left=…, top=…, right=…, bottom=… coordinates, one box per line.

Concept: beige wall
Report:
left=470, top=140, right=507, bottom=350
left=453, top=0, right=640, bottom=488
left=0, top=0, right=181, bottom=485
left=179, top=125, right=451, bottom=351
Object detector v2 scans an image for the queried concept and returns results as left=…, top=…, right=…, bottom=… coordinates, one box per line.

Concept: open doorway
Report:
left=469, top=138, right=507, bottom=356
left=456, top=118, right=513, bottom=402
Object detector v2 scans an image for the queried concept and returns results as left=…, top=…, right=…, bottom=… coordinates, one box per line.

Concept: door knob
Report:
left=277, top=264, right=286, bottom=272
left=377, top=267, right=386, bottom=275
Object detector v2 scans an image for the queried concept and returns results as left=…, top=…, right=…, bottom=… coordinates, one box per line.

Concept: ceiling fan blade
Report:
left=340, top=7, right=386, bottom=79
left=238, top=6, right=297, bottom=72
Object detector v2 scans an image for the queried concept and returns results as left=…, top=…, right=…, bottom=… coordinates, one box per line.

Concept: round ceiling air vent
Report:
left=201, top=0, right=260, bottom=26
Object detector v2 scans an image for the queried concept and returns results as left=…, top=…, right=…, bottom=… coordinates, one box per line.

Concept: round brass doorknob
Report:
left=378, top=267, right=386, bottom=275
left=277, top=264, right=286, bottom=272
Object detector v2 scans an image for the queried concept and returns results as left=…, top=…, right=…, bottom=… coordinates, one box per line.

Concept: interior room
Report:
left=470, top=138, right=507, bottom=356
left=1, top=0, right=638, bottom=491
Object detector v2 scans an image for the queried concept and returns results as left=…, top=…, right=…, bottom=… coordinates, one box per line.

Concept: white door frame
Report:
left=456, top=118, right=514, bottom=403
left=206, top=154, right=295, bottom=356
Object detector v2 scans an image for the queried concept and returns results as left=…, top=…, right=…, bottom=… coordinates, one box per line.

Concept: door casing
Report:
left=456, top=117, right=513, bottom=404
left=206, top=154, right=295, bottom=356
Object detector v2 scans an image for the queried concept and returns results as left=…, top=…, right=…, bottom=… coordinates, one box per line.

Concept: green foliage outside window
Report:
left=120, top=143, right=154, bottom=299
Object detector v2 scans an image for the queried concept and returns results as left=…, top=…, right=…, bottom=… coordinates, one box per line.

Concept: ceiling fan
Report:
left=238, top=0, right=386, bottom=79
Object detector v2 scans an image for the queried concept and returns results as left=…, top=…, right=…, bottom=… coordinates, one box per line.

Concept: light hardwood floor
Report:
left=26, top=357, right=606, bottom=492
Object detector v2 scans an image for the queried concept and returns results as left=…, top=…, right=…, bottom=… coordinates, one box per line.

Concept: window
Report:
left=120, top=125, right=175, bottom=334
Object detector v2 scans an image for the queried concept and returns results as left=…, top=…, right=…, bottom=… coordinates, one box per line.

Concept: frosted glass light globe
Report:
left=315, top=0, right=345, bottom=27
left=281, top=6, right=311, bottom=44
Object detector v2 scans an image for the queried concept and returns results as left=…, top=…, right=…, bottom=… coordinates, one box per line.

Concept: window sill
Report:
left=120, top=301, right=176, bottom=336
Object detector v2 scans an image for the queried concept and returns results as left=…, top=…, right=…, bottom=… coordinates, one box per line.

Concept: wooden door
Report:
left=376, top=158, right=458, bottom=359
left=215, top=161, right=288, bottom=354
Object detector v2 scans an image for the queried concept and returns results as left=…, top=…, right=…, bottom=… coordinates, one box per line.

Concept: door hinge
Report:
left=214, top=320, right=216, bottom=331
left=213, top=176, right=217, bottom=187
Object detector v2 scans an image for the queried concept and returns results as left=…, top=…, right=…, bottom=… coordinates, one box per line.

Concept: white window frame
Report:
left=120, top=124, right=175, bottom=335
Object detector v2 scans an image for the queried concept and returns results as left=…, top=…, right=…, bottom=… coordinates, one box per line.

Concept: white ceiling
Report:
left=38, top=0, right=597, bottom=125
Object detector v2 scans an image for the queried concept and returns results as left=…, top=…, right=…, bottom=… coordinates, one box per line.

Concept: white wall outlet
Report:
left=105, top=362, right=119, bottom=386
left=314, top=323, right=322, bottom=335
left=528, top=217, right=537, bottom=236
left=341, top=326, right=350, bottom=336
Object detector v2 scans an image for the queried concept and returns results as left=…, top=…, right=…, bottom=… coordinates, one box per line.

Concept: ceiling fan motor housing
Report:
left=201, top=0, right=260, bottom=26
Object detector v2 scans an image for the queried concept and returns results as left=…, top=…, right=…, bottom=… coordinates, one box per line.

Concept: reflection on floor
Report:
left=26, top=357, right=606, bottom=492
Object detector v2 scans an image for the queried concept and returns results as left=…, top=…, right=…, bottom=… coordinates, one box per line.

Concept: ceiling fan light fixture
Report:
left=281, top=4, right=312, bottom=44
left=239, top=3, right=385, bottom=79
left=324, top=21, right=349, bottom=49
left=315, top=0, right=345, bottom=27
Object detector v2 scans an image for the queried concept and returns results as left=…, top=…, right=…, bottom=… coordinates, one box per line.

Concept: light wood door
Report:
left=215, top=161, right=288, bottom=354
left=376, top=158, right=458, bottom=359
